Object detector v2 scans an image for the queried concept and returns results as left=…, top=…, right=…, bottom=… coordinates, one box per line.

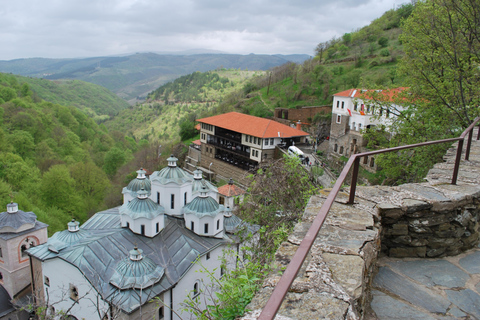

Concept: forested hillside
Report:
left=104, top=70, right=264, bottom=142
left=14, top=76, right=130, bottom=121
left=0, top=73, right=146, bottom=235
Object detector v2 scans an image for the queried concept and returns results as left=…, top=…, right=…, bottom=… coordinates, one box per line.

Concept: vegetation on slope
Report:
left=0, top=73, right=148, bottom=235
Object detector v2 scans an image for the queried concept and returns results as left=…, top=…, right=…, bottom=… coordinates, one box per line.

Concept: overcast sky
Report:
left=0, top=0, right=401, bottom=61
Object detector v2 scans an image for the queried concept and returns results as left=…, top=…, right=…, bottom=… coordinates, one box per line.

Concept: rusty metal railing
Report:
left=258, top=117, right=480, bottom=320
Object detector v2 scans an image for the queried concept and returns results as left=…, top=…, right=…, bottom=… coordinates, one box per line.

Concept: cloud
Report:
left=0, top=0, right=399, bottom=60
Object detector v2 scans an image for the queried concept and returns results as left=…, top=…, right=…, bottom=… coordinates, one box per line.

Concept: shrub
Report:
left=380, top=49, right=390, bottom=57
left=378, top=36, right=389, bottom=48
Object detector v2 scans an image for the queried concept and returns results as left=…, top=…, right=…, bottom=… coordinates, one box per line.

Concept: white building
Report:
left=27, top=157, right=252, bottom=320
left=329, top=87, right=407, bottom=170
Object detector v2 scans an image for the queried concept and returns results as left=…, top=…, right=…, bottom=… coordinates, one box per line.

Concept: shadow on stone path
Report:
left=371, top=244, right=480, bottom=319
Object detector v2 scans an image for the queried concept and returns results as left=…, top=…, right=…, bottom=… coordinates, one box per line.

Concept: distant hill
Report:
left=15, top=76, right=130, bottom=121
left=0, top=53, right=311, bottom=103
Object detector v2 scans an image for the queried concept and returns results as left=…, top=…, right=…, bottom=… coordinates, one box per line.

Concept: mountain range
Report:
left=0, top=52, right=311, bottom=104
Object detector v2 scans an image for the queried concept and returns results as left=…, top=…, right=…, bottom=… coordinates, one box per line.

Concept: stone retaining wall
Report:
left=241, top=131, right=480, bottom=319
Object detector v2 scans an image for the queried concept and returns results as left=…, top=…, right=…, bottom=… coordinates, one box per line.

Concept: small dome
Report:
left=184, top=188, right=223, bottom=218
left=110, top=248, right=164, bottom=290
left=192, top=179, right=217, bottom=195
left=150, top=157, right=193, bottom=185
left=119, top=190, right=165, bottom=220
left=126, top=168, right=151, bottom=194
left=0, top=203, right=37, bottom=233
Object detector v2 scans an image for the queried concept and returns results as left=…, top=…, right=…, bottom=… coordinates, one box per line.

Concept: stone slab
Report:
left=385, top=259, right=469, bottom=288
left=458, top=251, right=480, bottom=274
left=373, top=266, right=450, bottom=314
left=445, top=289, right=480, bottom=319
left=370, top=290, right=437, bottom=320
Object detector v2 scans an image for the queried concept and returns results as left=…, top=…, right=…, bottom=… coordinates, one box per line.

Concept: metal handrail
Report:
left=258, top=117, right=480, bottom=320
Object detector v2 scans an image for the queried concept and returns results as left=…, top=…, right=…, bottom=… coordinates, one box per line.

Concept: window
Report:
left=21, top=245, right=27, bottom=257
left=156, top=223, right=159, bottom=233
left=184, top=192, right=187, bottom=205
left=44, top=276, right=50, bottom=287
left=157, top=192, right=160, bottom=204
left=358, top=123, right=362, bottom=130
left=270, top=138, right=274, bottom=145
left=354, top=103, right=358, bottom=111
left=159, top=307, right=164, bottom=319
left=363, top=156, right=368, bottom=164
left=69, top=284, right=79, bottom=302
left=258, top=139, right=261, bottom=145
left=216, top=219, right=220, bottom=230
left=341, top=101, right=345, bottom=109
left=379, top=108, right=383, bottom=116
left=141, top=225, right=145, bottom=236
left=219, top=196, right=225, bottom=205
left=171, top=194, right=175, bottom=209
left=336, top=115, right=341, bottom=123
left=386, top=109, right=390, bottom=118
left=254, top=137, right=257, bottom=144
left=0, top=247, right=2, bottom=258
left=255, top=150, right=258, bottom=157
left=0, top=273, right=3, bottom=282
left=334, top=144, right=338, bottom=152
left=206, top=252, right=210, bottom=260
left=339, top=146, right=344, bottom=154
left=249, top=136, right=252, bottom=143
left=126, top=222, right=130, bottom=228
left=265, top=139, right=269, bottom=146
left=352, top=122, right=356, bottom=131
left=370, top=157, right=375, bottom=167
left=193, top=282, right=199, bottom=297
left=204, top=223, right=209, bottom=234
left=191, top=221, right=194, bottom=231
left=336, top=101, right=339, bottom=108
left=367, top=105, right=371, bottom=113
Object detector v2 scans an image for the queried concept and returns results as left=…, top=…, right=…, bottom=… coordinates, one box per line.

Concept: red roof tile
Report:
left=334, top=87, right=409, bottom=102
left=197, top=112, right=308, bottom=138
left=218, top=183, right=246, bottom=197
left=192, top=139, right=201, bottom=146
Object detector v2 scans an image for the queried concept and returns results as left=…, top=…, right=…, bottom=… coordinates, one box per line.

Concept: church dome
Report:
left=126, top=168, right=151, bottom=194
left=0, top=203, right=37, bottom=233
left=110, top=247, right=164, bottom=290
left=183, top=187, right=223, bottom=218
left=119, top=189, right=165, bottom=220
left=150, top=155, right=193, bottom=185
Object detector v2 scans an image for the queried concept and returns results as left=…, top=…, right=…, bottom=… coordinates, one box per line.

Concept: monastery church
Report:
left=0, top=156, right=249, bottom=320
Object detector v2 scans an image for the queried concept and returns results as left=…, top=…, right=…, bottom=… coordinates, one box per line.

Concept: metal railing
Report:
left=258, top=117, right=480, bottom=320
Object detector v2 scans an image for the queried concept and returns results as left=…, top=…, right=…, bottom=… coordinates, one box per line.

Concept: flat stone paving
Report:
left=371, top=244, right=480, bottom=319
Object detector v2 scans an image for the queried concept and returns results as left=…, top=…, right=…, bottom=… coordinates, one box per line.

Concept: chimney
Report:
left=296, top=120, right=302, bottom=131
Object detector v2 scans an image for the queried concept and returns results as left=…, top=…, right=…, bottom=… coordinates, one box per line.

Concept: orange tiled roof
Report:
left=218, top=183, right=246, bottom=197
left=197, top=112, right=308, bottom=138
left=195, top=124, right=201, bottom=130
left=334, top=87, right=409, bottom=102
left=192, top=139, right=201, bottom=146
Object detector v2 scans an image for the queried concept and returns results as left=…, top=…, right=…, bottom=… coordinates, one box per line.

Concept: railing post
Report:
left=452, top=138, right=464, bottom=185
left=465, top=129, right=473, bottom=160
left=349, top=157, right=360, bottom=204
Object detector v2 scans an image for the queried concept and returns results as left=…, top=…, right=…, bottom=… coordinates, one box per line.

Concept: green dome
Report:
left=110, top=248, right=164, bottom=290
left=183, top=191, right=223, bottom=218
left=150, top=155, right=193, bottom=185
left=120, top=190, right=165, bottom=219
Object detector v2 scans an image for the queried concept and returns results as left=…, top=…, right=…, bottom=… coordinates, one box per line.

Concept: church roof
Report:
left=0, top=203, right=40, bottom=234
left=150, top=156, right=193, bottom=185
left=119, top=191, right=165, bottom=220
left=183, top=193, right=223, bottom=218
left=27, top=208, right=228, bottom=313
left=126, top=169, right=151, bottom=193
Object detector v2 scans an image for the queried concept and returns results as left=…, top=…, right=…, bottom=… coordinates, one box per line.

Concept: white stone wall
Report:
left=151, top=181, right=191, bottom=216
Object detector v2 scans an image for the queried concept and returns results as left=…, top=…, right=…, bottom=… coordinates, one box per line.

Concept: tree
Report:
left=399, top=0, right=480, bottom=128
left=103, top=147, right=126, bottom=177
left=70, top=162, right=110, bottom=214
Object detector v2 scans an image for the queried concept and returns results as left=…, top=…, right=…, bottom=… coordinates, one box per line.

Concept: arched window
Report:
left=159, top=306, right=164, bottom=319
left=21, top=245, right=28, bottom=257
left=193, top=281, right=200, bottom=297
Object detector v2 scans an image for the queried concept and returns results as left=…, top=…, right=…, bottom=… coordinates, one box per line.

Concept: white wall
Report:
left=42, top=259, right=109, bottom=320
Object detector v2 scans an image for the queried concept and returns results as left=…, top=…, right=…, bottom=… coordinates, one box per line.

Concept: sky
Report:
left=0, top=0, right=402, bottom=61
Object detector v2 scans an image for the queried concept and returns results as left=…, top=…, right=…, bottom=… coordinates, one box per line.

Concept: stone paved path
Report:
left=371, top=244, right=480, bottom=319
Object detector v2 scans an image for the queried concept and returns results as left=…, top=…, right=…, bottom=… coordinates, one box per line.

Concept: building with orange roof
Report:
left=329, top=88, right=408, bottom=171
left=196, top=112, right=309, bottom=182
left=217, top=178, right=246, bottom=209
